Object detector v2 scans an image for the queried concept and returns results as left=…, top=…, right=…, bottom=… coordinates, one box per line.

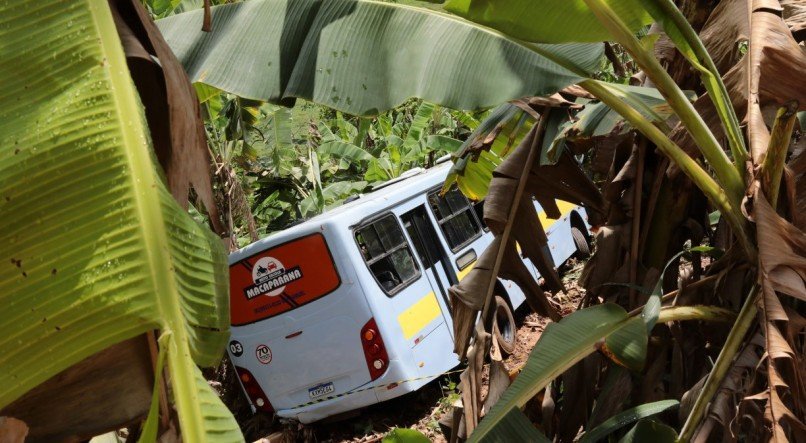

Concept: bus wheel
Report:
left=571, top=226, right=591, bottom=258
left=493, top=296, right=516, bottom=356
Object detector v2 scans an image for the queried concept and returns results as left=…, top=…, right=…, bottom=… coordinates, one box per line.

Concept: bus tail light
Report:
left=360, top=318, right=389, bottom=380
left=234, top=365, right=274, bottom=413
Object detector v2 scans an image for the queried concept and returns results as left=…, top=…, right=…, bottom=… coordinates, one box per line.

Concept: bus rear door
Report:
left=354, top=211, right=457, bottom=378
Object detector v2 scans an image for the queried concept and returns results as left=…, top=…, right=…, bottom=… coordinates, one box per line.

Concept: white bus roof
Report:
left=230, top=162, right=454, bottom=263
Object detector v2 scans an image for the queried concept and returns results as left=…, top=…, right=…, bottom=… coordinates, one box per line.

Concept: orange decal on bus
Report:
left=230, top=233, right=340, bottom=326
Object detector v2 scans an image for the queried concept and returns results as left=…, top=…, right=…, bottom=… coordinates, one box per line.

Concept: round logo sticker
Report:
left=243, top=256, right=304, bottom=300
left=252, top=257, right=286, bottom=297
left=256, top=344, right=272, bottom=364
left=229, top=340, right=243, bottom=357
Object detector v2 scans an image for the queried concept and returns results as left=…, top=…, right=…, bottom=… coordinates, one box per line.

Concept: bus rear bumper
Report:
left=276, top=384, right=380, bottom=424
left=274, top=361, right=418, bottom=424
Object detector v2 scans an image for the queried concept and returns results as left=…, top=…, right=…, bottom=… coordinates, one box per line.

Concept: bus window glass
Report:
left=361, top=227, right=384, bottom=258
left=356, top=215, right=420, bottom=296
left=445, top=190, right=469, bottom=213
left=389, top=249, right=417, bottom=282
left=432, top=195, right=452, bottom=219
left=428, top=188, right=482, bottom=251
left=376, top=216, right=405, bottom=249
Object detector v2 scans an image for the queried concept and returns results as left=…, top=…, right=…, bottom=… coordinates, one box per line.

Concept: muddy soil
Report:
left=253, top=261, right=586, bottom=443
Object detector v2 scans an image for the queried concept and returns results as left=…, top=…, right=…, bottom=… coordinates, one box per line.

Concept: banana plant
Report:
left=444, top=0, right=806, bottom=441
left=0, top=0, right=240, bottom=441
left=319, top=102, right=464, bottom=184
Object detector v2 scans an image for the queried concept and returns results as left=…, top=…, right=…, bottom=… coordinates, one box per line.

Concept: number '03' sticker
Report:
left=229, top=340, right=243, bottom=357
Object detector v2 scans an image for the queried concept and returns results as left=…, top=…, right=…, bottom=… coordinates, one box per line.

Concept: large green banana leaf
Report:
left=0, top=1, right=240, bottom=441
left=443, top=0, right=653, bottom=43
left=156, top=0, right=604, bottom=116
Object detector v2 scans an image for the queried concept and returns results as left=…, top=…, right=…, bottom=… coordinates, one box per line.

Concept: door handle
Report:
left=456, top=249, right=477, bottom=271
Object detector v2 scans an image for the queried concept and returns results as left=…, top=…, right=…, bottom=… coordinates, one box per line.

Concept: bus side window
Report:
left=428, top=188, right=483, bottom=251
left=355, top=215, right=420, bottom=296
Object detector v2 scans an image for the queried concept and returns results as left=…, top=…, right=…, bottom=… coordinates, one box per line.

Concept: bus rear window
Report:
left=229, top=233, right=340, bottom=326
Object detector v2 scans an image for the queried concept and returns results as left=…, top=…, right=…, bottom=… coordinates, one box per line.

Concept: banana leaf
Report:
left=0, top=1, right=240, bottom=441
left=443, top=0, right=653, bottom=43
left=579, top=399, right=679, bottom=443
left=156, top=0, right=604, bottom=116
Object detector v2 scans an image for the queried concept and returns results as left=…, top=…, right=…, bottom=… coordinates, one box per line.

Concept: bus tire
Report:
left=571, top=226, right=591, bottom=258
left=493, top=296, right=516, bottom=356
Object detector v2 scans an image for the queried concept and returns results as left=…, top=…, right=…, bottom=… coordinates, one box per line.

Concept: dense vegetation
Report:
left=1, top=0, right=804, bottom=442
left=202, top=95, right=477, bottom=247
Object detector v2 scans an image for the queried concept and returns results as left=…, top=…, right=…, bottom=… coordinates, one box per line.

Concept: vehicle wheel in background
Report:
left=492, top=295, right=516, bottom=356
left=571, top=226, right=591, bottom=258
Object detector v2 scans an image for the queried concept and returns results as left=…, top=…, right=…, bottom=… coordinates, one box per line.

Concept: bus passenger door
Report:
left=400, top=206, right=456, bottom=337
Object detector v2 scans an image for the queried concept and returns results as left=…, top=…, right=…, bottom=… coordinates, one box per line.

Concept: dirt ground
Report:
left=255, top=260, right=586, bottom=443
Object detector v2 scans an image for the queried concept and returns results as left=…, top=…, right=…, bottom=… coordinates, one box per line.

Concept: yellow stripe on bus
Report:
left=455, top=201, right=577, bottom=282
left=457, top=262, right=475, bottom=281
left=398, top=292, right=442, bottom=340
left=539, top=200, right=577, bottom=230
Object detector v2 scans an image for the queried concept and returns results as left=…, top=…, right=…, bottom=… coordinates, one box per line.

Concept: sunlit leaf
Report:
left=157, top=0, right=603, bottom=116
left=444, top=0, right=652, bottom=43
left=0, top=2, right=239, bottom=440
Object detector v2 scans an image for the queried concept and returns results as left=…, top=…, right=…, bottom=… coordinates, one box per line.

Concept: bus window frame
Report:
left=354, top=213, right=422, bottom=298
left=426, top=187, right=484, bottom=253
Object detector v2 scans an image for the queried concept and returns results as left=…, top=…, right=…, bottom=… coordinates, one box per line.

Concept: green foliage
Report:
left=382, top=428, right=431, bottom=443
left=618, top=419, right=678, bottom=443
left=444, top=0, right=653, bottom=43
left=156, top=0, right=604, bottom=115
left=201, top=94, right=474, bottom=244
left=579, top=400, right=679, bottom=443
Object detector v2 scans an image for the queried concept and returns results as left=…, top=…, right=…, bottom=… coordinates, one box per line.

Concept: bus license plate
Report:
left=308, top=382, right=335, bottom=399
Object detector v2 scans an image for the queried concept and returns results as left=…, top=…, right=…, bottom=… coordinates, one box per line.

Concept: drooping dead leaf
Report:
left=481, top=338, right=510, bottom=416
left=780, top=0, right=806, bottom=41
left=700, top=0, right=751, bottom=74
left=110, top=0, right=223, bottom=234
left=671, top=0, right=806, bottom=163
left=587, top=366, right=632, bottom=428
left=460, top=323, right=489, bottom=435
left=754, top=190, right=806, bottom=304
left=497, top=239, right=562, bottom=321
left=745, top=384, right=806, bottom=441
left=449, top=236, right=560, bottom=359
left=751, top=189, right=806, bottom=440
left=789, top=139, right=806, bottom=231
left=556, top=354, right=600, bottom=441
left=689, top=333, right=764, bottom=441
left=510, top=197, right=565, bottom=293
left=485, top=178, right=564, bottom=292
left=0, top=417, right=28, bottom=443
left=580, top=225, right=629, bottom=293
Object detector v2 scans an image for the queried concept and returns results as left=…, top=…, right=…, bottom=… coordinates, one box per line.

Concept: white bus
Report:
left=227, top=160, right=590, bottom=423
